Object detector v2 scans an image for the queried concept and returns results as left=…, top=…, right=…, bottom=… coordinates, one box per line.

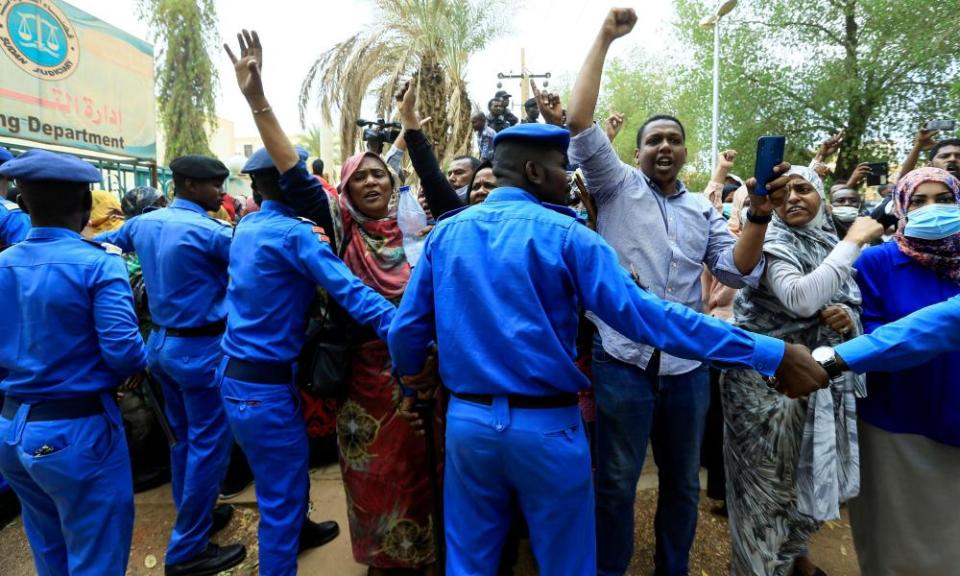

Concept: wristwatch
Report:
left=746, top=209, right=773, bottom=225
left=812, top=346, right=844, bottom=379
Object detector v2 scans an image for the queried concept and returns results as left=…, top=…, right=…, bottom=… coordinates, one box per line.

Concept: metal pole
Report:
left=711, top=19, right=720, bottom=172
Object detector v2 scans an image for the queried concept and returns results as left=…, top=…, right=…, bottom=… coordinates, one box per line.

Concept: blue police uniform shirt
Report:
left=0, top=199, right=30, bottom=246
left=0, top=227, right=146, bottom=400
left=389, top=186, right=785, bottom=395
left=97, top=198, right=232, bottom=328
left=221, top=200, right=396, bottom=364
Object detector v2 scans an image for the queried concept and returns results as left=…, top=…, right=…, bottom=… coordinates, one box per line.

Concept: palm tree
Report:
left=299, top=0, right=508, bottom=165
left=298, top=124, right=324, bottom=158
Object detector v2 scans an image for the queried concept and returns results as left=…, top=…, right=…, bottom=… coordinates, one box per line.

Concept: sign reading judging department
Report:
left=0, top=0, right=155, bottom=159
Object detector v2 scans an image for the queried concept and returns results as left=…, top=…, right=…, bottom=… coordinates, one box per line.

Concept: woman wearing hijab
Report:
left=721, top=167, right=883, bottom=576
left=333, top=151, right=439, bottom=575
left=83, top=189, right=126, bottom=237
left=847, top=167, right=960, bottom=576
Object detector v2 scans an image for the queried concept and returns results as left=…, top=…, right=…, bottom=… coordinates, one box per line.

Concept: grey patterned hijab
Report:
left=732, top=165, right=865, bottom=522
left=734, top=166, right=862, bottom=341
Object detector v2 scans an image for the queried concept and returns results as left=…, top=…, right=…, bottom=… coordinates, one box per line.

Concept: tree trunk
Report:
left=417, top=52, right=449, bottom=161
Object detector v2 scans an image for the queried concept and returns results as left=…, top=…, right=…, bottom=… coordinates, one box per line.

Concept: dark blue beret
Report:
left=241, top=145, right=309, bottom=174
left=493, top=123, right=570, bottom=152
left=0, top=146, right=12, bottom=165
left=169, top=155, right=229, bottom=180
left=0, top=149, right=101, bottom=183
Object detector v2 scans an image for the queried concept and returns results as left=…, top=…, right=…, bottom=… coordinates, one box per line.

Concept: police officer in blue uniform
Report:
left=0, top=146, right=30, bottom=248
left=97, top=155, right=245, bottom=575
left=388, top=123, right=830, bottom=575
left=222, top=30, right=399, bottom=575
left=0, top=149, right=147, bottom=576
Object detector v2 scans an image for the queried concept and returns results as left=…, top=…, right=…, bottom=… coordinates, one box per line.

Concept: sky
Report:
left=66, top=0, right=680, bottom=138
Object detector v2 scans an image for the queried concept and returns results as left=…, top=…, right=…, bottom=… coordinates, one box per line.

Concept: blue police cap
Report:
left=169, top=155, right=230, bottom=180
left=0, top=149, right=101, bottom=183
left=241, top=145, right=309, bottom=174
left=0, top=146, right=12, bottom=165
left=493, top=123, right=571, bottom=152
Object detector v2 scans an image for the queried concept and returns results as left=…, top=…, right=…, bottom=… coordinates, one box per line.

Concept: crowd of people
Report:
left=0, top=7, right=958, bottom=576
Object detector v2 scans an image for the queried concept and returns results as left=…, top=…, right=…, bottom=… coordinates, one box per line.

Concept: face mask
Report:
left=904, top=203, right=960, bottom=240
left=722, top=202, right=733, bottom=220
left=740, top=207, right=750, bottom=224
left=832, top=206, right=859, bottom=223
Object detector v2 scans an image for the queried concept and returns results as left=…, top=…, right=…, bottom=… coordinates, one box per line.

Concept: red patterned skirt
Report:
left=336, top=340, right=443, bottom=569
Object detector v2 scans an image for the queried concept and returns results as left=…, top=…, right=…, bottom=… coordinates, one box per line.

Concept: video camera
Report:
left=356, top=118, right=402, bottom=145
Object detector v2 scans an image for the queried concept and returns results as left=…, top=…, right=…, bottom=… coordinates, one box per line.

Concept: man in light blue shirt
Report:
left=389, top=122, right=828, bottom=575
left=565, top=10, right=792, bottom=574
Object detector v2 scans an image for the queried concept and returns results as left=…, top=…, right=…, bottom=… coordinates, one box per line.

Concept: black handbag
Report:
left=297, top=297, right=352, bottom=398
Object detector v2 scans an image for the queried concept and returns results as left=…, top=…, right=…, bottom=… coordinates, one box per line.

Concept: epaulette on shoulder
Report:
left=210, top=217, right=233, bottom=227
left=296, top=216, right=318, bottom=225
left=82, top=239, right=123, bottom=255
left=1, top=199, right=20, bottom=212
left=542, top=202, right=581, bottom=222
left=436, top=205, right=469, bottom=222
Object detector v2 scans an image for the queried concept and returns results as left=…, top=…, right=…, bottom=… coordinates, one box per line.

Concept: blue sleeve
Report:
left=567, top=123, right=634, bottom=204
left=209, top=223, right=232, bottom=264
left=852, top=249, right=885, bottom=333
left=565, top=223, right=785, bottom=375
left=288, top=223, right=395, bottom=340
left=836, top=294, right=960, bottom=373
left=387, top=236, right=436, bottom=376
left=95, top=219, right=134, bottom=253
left=0, top=209, right=30, bottom=246
left=279, top=161, right=340, bottom=254
left=92, top=254, right=147, bottom=377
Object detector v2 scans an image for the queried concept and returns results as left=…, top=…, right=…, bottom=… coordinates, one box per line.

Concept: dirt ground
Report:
left=0, top=463, right=860, bottom=575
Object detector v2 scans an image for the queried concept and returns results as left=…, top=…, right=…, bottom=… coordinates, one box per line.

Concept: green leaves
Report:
left=139, top=0, right=220, bottom=163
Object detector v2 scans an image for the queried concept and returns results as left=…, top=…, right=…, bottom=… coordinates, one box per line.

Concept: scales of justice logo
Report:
left=0, top=0, right=79, bottom=80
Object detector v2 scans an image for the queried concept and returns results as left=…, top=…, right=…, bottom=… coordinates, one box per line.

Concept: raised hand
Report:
left=845, top=162, right=871, bottom=188
left=773, top=343, right=829, bottom=398
left=843, top=216, right=884, bottom=246
left=604, top=112, right=626, bottom=142
left=224, top=30, right=264, bottom=102
left=745, top=161, right=792, bottom=215
left=530, top=79, right=564, bottom=127
left=817, top=130, right=844, bottom=160
left=601, top=7, right=638, bottom=41
left=915, top=125, right=940, bottom=152
left=395, top=79, right=429, bottom=131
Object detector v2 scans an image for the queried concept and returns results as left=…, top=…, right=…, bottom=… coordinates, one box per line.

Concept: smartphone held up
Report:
left=754, top=136, right=785, bottom=196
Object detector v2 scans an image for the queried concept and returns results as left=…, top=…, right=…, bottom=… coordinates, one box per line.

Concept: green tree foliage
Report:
left=674, top=0, right=960, bottom=180
left=298, top=124, right=323, bottom=158
left=299, top=0, right=509, bottom=164
left=596, top=51, right=711, bottom=190
left=139, top=0, right=219, bottom=163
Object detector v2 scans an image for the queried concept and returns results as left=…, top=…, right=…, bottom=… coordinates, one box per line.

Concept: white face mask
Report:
left=740, top=207, right=750, bottom=224
left=832, top=206, right=859, bottom=223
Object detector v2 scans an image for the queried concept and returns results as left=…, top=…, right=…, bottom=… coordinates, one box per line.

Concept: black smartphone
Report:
left=754, top=136, right=785, bottom=196
left=925, top=119, right=956, bottom=132
left=866, top=162, right=889, bottom=186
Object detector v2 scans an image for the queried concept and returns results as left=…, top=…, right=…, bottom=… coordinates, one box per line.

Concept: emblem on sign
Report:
left=0, top=0, right=79, bottom=80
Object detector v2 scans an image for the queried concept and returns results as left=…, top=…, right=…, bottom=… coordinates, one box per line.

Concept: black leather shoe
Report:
left=164, top=543, right=246, bottom=576
left=298, top=518, right=340, bottom=553
left=209, top=504, right=234, bottom=536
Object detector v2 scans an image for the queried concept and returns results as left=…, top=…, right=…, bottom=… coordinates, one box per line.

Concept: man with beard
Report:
left=565, top=8, right=790, bottom=576
left=929, top=138, right=960, bottom=178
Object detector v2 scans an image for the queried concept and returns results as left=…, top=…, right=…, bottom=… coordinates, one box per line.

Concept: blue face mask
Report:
left=722, top=202, right=733, bottom=220
left=904, top=203, right=960, bottom=240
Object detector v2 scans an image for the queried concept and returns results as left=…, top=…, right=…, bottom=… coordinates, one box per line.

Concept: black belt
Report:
left=224, top=358, right=293, bottom=384
left=452, top=391, right=578, bottom=409
left=161, top=321, right=226, bottom=338
left=1, top=396, right=106, bottom=422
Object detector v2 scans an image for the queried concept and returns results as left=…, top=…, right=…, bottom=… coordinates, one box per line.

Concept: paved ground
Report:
left=0, top=462, right=860, bottom=575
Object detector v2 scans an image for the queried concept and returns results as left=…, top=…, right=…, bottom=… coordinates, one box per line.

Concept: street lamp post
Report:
left=700, top=0, right=738, bottom=171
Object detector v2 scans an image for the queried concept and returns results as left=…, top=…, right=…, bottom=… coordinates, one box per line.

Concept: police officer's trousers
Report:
left=444, top=395, right=595, bottom=576
left=218, top=358, right=309, bottom=576
left=148, top=330, right=232, bottom=564
left=0, top=395, right=134, bottom=576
